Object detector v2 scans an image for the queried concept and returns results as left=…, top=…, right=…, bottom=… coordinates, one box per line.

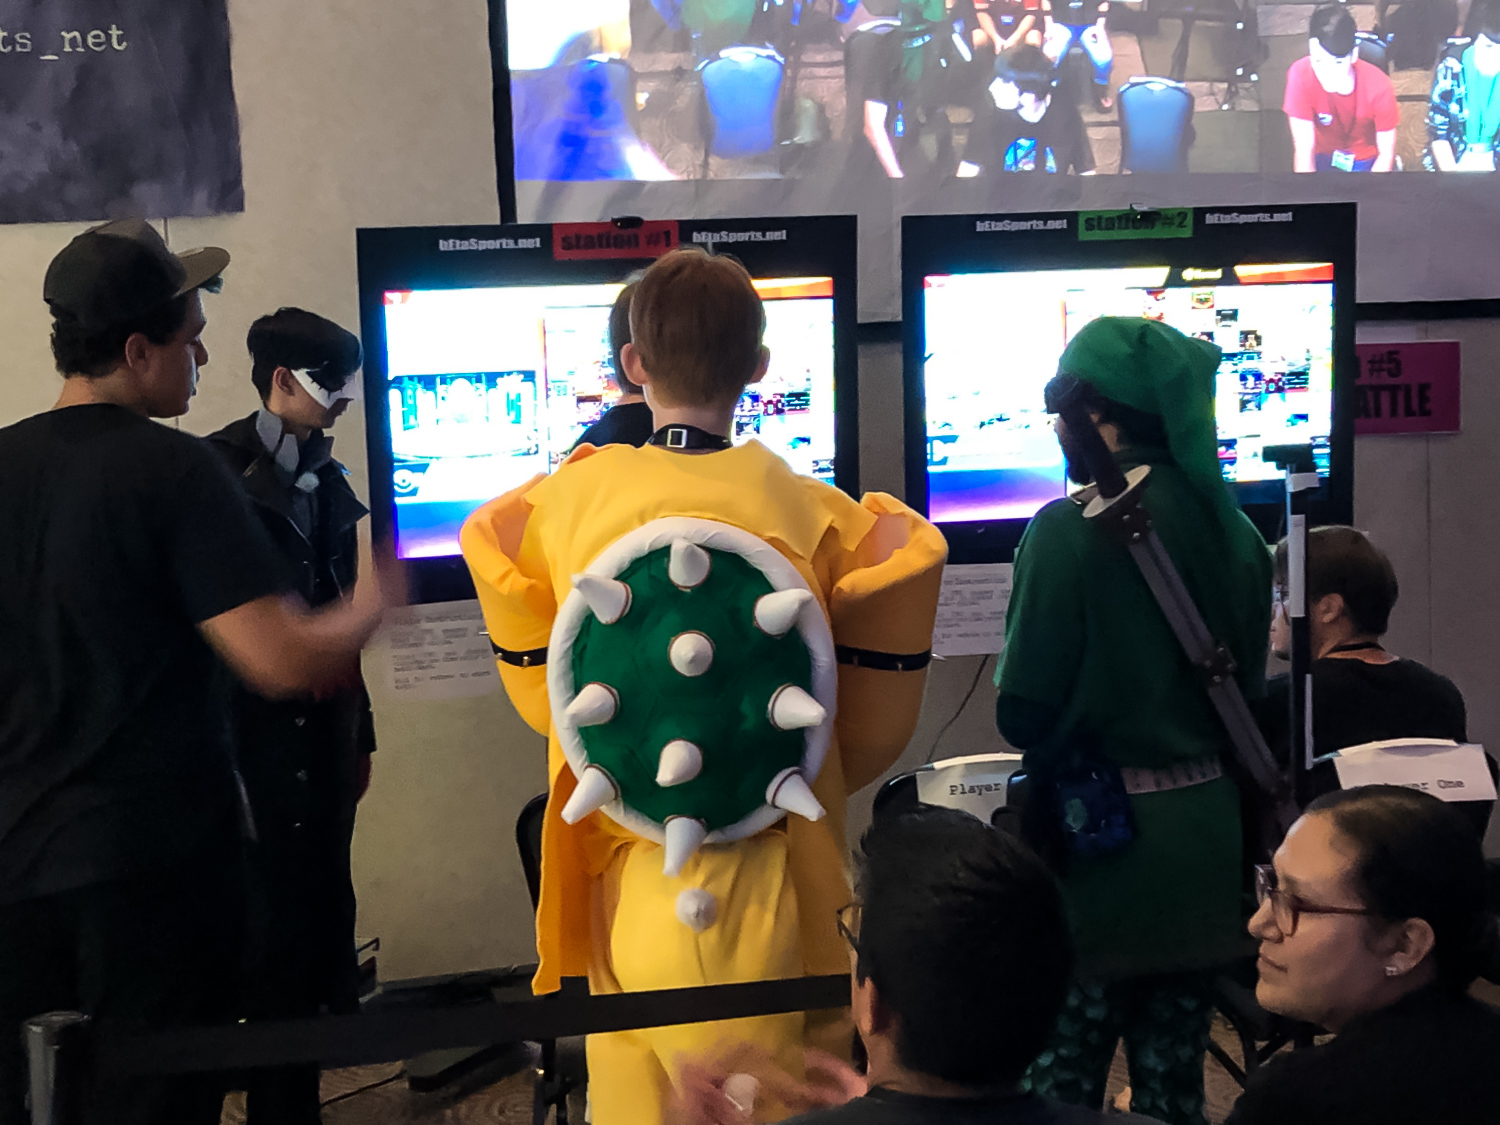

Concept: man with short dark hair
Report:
left=958, top=44, right=1094, bottom=174
left=574, top=280, right=654, bottom=449
left=0, top=220, right=399, bottom=1125
left=1284, top=4, right=1398, bottom=171
left=771, top=807, right=1160, bottom=1123
left=1259, top=525, right=1468, bottom=807
left=206, top=307, right=374, bottom=1124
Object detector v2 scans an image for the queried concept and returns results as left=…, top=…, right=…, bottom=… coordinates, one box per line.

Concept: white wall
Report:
left=0, top=0, right=1492, bottom=986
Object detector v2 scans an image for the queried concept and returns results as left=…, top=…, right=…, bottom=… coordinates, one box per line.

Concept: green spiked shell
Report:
left=548, top=517, right=836, bottom=852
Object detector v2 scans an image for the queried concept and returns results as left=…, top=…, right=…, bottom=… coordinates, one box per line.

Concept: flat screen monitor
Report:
left=359, top=216, right=858, bottom=601
left=903, top=204, right=1356, bottom=562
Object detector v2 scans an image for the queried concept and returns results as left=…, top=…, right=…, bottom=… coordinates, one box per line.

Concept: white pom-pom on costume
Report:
left=768, top=684, right=826, bottom=731
left=668, top=631, right=714, bottom=678
left=753, top=589, right=814, bottom=637
left=560, top=766, right=618, bottom=824
left=767, top=767, right=827, bottom=822
left=675, top=888, right=718, bottom=932
left=572, top=573, right=631, bottom=624
left=656, top=739, right=704, bottom=787
left=564, top=683, right=617, bottom=727
left=668, top=540, right=712, bottom=588
left=663, top=816, right=708, bottom=877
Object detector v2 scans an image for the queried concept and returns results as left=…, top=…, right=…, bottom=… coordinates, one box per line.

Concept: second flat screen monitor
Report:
left=903, top=205, right=1357, bottom=562
left=922, top=263, right=1336, bottom=524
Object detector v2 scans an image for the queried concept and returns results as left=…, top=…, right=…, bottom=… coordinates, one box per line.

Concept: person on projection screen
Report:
left=1283, top=5, right=1399, bottom=172
left=1426, top=0, right=1500, bottom=170
left=845, top=0, right=991, bottom=179
left=958, top=45, right=1095, bottom=175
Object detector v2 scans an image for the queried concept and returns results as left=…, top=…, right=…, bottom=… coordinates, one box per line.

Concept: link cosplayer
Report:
left=462, top=249, right=945, bottom=1123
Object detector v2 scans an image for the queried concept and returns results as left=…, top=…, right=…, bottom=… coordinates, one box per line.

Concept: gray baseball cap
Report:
left=43, top=219, right=230, bottom=332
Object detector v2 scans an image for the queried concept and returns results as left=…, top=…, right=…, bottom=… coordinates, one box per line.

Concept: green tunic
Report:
left=996, top=447, right=1272, bottom=980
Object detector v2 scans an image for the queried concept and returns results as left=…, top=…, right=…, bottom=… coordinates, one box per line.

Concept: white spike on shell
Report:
left=560, top=765, right=618, bottom=824
left=668, top=631, right=714, bottom=678
left=663, top=816, right=708, bottom=877
left=656, top=739, right=704, bottom=787
left=754, top=589, right=814, bottom=637
left=565, top=682, right=617, bottom=727
left=675, top=888, right=718, bottom=932
left=572, top=573, right=631, bottom=624
left=767, top=684, right=827, bottom=731
left=668, top=540, right=712, bottom=589
left=767, top=767, right=827, bottom=822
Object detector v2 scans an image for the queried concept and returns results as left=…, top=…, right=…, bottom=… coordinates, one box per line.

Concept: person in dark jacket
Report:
left=574, top=279, right=654, bottom=449
left=206, top=308, right=373, bottom=1124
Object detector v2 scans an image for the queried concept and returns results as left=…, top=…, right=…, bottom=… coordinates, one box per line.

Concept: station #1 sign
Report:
left=1353, top=341, right=1461, bottom=435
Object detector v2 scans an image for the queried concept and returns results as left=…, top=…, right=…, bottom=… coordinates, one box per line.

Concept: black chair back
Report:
left=516, top=792, right=548, bottom=912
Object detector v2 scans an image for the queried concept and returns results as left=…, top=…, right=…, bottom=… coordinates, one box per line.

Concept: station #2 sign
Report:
left=1353, top=341, right=1461, bottom=435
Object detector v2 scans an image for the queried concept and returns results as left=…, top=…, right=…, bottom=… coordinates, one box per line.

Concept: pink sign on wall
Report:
left=1353, top=341, right=1462, bottom=435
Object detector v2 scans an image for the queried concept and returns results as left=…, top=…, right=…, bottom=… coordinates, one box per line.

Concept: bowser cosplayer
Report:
left=460, top=250, right=946, bottom=1124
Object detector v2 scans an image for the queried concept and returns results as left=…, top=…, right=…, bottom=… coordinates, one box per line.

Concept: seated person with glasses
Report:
left=1227, top=785, right=1500, bottom=1125
left=1257, top=527, right=1475, bottom=814
left=675, top=806, right=1164, bottom=1124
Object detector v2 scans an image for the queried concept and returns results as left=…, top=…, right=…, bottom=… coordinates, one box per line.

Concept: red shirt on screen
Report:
left=1283, top=57, right=1399, bottom=160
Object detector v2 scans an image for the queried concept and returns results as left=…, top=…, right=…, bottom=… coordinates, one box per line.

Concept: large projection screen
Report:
left=495, top=0, right=1500, bottom=318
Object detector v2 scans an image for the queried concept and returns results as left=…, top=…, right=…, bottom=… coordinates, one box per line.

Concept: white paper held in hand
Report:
left=375, top=599, right=500, bottom=702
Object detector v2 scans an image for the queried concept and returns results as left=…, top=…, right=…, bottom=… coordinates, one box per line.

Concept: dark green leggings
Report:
left=1024, top=974, right=1216, bottom=1125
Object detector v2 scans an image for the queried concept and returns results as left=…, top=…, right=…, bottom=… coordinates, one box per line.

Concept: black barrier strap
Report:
left=491, top=640, right=548, bottom=667
left=91, top=974, right=850, bottom=1077
left=835, top=645, right=932, bottom=672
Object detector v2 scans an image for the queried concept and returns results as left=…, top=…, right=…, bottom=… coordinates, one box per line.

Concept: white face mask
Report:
left=291, top=367, right=363, bottom=408
left=1308, top=37, right=1356, bottom=94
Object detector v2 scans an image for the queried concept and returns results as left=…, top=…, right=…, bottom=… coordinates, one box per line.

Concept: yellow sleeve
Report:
left=460, top=476, right=555, bottom=736
left=823, top=492, right=948, bottom=793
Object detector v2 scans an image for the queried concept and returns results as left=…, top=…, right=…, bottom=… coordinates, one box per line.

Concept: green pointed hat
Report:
left=1058, top=316, right=1235, bottom=522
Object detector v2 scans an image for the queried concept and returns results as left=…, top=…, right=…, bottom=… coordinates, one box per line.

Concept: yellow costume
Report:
left=462, top=440, right=945, bottom=1123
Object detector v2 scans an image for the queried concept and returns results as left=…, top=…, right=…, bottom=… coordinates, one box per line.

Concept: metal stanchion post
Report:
left=1266, top=444, right=1319, bottom=807
left=24, top=1012, right=90, bottom=1125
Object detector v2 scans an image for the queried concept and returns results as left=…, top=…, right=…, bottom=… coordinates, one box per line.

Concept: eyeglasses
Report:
left=836, top=902, right=861, bottom=949
left=1254, top=865, right=1376, bottom=936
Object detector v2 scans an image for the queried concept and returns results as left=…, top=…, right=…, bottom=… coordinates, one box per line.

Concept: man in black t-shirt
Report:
left=1258, top=527, right=1486, bottom=830
left=575, top=280, right=654, bottom=449
left=958, top=45, right=1094, bottom=174
left=0, top=220, right=401, bottom=1125
left=677, top=809, right=1162, bottom=1125
left=844, top=0, right=991, bottom=179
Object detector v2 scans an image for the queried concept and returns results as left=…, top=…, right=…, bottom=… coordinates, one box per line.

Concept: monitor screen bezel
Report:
left=901, top=204, right=1357, bottom=563
left=357, top=215, right=860, bottom=603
